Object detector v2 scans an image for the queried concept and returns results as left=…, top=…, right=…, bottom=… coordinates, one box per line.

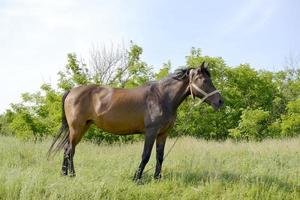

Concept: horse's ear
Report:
left=200, top=61, right=206, bottom=69
left=199, top=61, right=208, bottom=70
left=198, top=62, right=207, bottom=74
left=198, top=62, right=211, bottom=76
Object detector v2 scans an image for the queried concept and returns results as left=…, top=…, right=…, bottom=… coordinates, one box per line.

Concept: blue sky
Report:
left=0, top=0, right=299, bottom=112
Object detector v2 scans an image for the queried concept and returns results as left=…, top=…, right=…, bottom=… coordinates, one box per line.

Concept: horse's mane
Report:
left=171, top=68, right=191, bottom=80
left=171, top=66, right=211, bottom=81
left=154, top=65, right=211, bottom=87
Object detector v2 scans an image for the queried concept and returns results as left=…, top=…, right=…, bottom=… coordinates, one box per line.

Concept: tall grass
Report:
left=0, top=136, right=299, bottom=200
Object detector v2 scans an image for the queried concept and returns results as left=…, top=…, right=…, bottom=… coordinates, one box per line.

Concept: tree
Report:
left=155, top=61, right=171, bottom=80
left=229, top=108, right=269, bottom=140
left=89, top=43, right=128, bottom=85
left=58, top=53, right=90, bottom=91
left=280, top=98, right=300, bottom=137
left=114, top=43, right=154, bottom=88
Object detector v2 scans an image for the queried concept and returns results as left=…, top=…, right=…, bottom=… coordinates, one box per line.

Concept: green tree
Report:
left=155, top=61, right=171, bottom=80
left=58, top=53, right=90, bottom=90
left=229, top=108, right=269, bottom=140
left=280, top=98, right=300, bottom=136
left=114, top=43, right=154, bottom=88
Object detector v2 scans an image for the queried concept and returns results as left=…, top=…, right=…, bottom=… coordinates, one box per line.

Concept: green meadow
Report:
left=0, top=135, right=299, bottom=200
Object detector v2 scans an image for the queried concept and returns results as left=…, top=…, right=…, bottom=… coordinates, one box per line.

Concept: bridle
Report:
left=189, top=69, right=220, bottom=105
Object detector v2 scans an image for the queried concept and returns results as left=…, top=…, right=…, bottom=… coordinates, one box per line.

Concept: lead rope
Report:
left=143, top=69, right=220, bottom=175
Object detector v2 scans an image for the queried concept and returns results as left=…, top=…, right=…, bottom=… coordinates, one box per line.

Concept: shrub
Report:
left=280, top=99, right=300, bottom=137
left=229, top=108, right=269, bottom=140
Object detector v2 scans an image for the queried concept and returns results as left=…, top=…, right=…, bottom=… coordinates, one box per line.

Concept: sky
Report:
left=0, top=0, right=299, bottom=113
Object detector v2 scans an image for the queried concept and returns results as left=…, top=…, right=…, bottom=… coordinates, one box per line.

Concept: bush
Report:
left=229, top=108, right=269, bottom=140
left=280, top=99, right=300, bottom=137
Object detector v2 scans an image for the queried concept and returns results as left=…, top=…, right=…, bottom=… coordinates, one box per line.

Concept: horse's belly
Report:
left=94, top=112, right=145, bottom=134
left=92, top=92, right=146, bottom=134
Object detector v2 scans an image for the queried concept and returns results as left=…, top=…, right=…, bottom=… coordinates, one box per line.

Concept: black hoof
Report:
left=133, top=172, right=141, bottom=182
left=61, top=171, right=68, bottom=176
left=134, top=178, right=144, bottom=185
left=154, top=174, right=161, bottom=180
left=133, top=175, right=143, bottom=183
left=69, top=173, right=76, bottom=177
left=133, top=176, right=139, bottom=182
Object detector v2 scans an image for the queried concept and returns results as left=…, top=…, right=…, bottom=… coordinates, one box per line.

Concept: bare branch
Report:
left=89, top=42, right=129, bottom=86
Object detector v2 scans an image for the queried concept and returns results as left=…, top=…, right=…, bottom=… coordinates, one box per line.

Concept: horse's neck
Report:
left=161, top=78, right=190, bottom=110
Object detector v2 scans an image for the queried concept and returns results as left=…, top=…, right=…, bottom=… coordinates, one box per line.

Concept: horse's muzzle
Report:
left=212, top=99, right=224, bottom=110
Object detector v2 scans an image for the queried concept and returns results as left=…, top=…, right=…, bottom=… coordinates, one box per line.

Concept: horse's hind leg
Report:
left=67, top=123, right=90, bottom=177
left=61, top=143, right=69, bottom=176
left=67, top=142, right=76, bottom=177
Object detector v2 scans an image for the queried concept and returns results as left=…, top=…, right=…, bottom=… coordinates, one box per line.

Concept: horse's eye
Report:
left=203, top=79, right=208, bottom=84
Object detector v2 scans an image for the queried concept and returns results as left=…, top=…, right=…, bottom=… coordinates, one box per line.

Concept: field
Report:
left=0, top=136, right=299, bottom=200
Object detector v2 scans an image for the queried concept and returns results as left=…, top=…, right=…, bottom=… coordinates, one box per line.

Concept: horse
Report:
left=47, top=62, right=224, bottom=181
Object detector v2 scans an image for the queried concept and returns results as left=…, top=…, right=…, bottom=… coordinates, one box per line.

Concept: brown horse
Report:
left=48, top=62, right=224, bottom=180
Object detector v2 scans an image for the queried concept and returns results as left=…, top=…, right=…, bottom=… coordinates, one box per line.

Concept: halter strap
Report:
left=189, top=69, right=220, bottom=105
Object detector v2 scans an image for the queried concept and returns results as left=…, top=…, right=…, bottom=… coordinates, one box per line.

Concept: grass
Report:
left=0, top=135, right=299, bottom=200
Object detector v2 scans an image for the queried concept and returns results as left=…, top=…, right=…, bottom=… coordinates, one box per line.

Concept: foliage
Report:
left=0, top=84, right=61, bottom=140
left=58, top=53, right=90, bottom=90
left=114, top=43, right=154, bottom=88
left=280, top=98, right=300, bottom=136
left=0, top=44, right=299, bottom=142
left=173, top=47, right=299, bottom=140
left=155, top=61, right=171, bottom=80
left=228, top=108, right=269, bottom=140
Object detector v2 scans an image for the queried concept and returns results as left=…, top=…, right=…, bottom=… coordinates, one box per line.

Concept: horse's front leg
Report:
left=133, top=127, right=158, bottom=181
left=154, top=133, right=167, bottom=179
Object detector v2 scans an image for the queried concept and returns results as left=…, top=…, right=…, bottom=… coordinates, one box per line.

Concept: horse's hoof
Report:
left=133, top=175, right=143, bottom=184
left=154, top=174, right=161, bottom=180
left=69, top=173, right=76, bottom=177
left=132, top=177, right=139, bottom=182
left=132, top=174, right=141, bottom=182
left=61, top=171, right=68, bottom=176
left=134, top=178, right=144, bottom=185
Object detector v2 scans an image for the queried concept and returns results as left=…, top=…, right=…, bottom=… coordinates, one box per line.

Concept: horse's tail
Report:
left=47, top=90, right=70, bottom=159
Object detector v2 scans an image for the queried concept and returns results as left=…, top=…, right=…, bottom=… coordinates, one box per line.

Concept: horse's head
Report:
left=189, top=62, right=224, bottom=110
